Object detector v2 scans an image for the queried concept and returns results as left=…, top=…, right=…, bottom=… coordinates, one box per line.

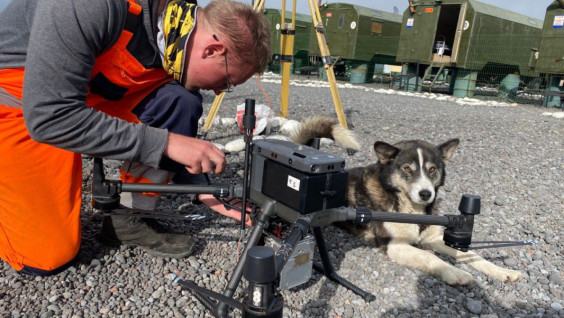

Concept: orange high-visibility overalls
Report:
left=0, top=0, right=172, bottom=274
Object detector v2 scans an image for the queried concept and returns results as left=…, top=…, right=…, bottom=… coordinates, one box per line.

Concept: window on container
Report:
left=372, top=21, right=383, bottom=34
left=338, top=14, right=345, bottom=29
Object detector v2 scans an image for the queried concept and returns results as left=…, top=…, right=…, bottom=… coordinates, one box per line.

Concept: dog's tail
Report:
left=289, top=116, right=361, bottom=152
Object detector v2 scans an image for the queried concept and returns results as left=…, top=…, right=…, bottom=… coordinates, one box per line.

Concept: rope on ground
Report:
left=256, top=74, right=273, bottom=117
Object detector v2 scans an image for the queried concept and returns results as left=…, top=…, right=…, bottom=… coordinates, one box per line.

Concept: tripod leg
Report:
left=279, top=0, right=297, bottom=118
left=312, top=227, right=376, bottom=302
left=307, top=0, right=348, bottom=129
left=202, top=92, right=225, bottom=135
left=252, top=0, right=265, bottom=11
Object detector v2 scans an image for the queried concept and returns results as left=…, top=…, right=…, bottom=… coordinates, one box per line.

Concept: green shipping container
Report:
left=308, top=3, right=402, bottom=64
left=264, top=8, right=313, bottom=60
left=530, top=1, right=564, bottom=74
left=396, top=0, right=542, bottom=75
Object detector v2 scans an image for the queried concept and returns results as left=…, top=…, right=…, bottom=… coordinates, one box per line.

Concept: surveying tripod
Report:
left=201, top=0, right=349, bottom=135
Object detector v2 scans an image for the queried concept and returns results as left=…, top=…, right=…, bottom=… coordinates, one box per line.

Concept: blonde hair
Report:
left=201, top=0, right=272, bottom=74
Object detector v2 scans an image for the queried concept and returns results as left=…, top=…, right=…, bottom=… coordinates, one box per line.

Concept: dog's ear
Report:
left=438, top=138, right=460, bottom=162
left=373, top=141, right=399, bottom=164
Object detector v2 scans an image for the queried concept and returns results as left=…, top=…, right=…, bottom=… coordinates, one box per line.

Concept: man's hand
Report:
left=198, top=194, right=254, bottom=227
left=164, top=132, right=226, bottom=174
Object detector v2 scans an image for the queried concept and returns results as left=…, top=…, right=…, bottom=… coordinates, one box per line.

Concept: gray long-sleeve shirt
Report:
left=0, top=0, right=169, bottom=168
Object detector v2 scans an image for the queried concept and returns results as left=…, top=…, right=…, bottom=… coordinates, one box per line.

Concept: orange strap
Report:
left=0, top=68, right=24, bottom=100
left=87, top=0, right=171, bottom=123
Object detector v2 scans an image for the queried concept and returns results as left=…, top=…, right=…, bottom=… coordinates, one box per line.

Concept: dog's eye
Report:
left=403, top=166, right=412, bottom=173
left=429, top=167, right=436, bottom=173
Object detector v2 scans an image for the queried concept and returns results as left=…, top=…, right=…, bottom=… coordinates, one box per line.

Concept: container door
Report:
left=396, top=5, right=440, bottom=63
left=432, top=4, right=462, bottom=63
left=450, top=2, right=467, bottom=63
left=267, top=11, right=282, bottom=54
left=343, top=12, right=356, bottom=58
left=325, top=9, right=354, bottom=59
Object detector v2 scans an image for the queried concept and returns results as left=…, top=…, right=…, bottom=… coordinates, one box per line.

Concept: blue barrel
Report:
left=453, top=71, right=478, bottom=98
left=349, top=64, right=368, bottom=84
left=498, top=74, right=520, bottom=100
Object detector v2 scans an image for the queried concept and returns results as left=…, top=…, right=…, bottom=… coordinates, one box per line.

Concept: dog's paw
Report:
left=479, top=262, right=524, bottom=283
left=492, top=268, right=523, bottom=283
left=441, top=268, right=474, bottom=286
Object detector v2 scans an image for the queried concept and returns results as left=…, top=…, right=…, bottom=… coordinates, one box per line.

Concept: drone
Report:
left=92, top=99, right=535, bottom=318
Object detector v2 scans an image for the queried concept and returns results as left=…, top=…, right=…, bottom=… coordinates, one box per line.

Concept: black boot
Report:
left=101, top=214, right=195, bottom=258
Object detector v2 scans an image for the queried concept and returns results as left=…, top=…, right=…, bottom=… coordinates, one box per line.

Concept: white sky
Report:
left=0, top=0, right=8, bottom=13
left=0, top=1, right=554, bottom=24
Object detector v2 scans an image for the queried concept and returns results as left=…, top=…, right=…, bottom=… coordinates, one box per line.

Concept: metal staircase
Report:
left=417, top=62, right=447, bottom=92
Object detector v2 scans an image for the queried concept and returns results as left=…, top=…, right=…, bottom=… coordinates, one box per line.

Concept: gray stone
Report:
left=466, top=299, right=482, bottom=314
left=549, top=271, right=562, bottom=285
left=494, top=196, right=507, bottom=206
left=115, top=254, right=126, bottom=264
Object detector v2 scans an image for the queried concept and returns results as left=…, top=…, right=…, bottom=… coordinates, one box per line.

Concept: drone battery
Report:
left=261, top=159, right=347, bottom=214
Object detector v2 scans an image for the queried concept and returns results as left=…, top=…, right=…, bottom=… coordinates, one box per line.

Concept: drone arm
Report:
left=274, top=217, right=311, bottom=273
left=349, top=206, right=452, bottom=227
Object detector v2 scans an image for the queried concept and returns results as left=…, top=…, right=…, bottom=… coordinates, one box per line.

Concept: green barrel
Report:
left=292, top=59, right=303, bottom=74
left=453, top=71, right=478, bottom=98
left=544, top=76, right=563, bottom=107
left=349, top=64, right=368, bottom=84
left=269, top=61, right=281, bottom=74
left=545, top=86, right=562, bottom=107
left=437, top=69, right=448, bottom=81
left=498, top=73, right=520, bottom=100
left=319, top=67, right=328, bottom=80
left=392, top=75, right=419, bottom=91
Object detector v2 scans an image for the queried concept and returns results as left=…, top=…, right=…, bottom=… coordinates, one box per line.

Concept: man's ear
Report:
left=202, top=42, right=226, bottom=59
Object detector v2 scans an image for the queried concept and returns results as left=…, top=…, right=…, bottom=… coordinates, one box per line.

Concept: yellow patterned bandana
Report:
left=163, top=0, right=197, bottom=81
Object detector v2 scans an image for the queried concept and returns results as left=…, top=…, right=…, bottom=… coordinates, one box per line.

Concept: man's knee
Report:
left=9, top=238, right=80, bottom=277
left=17, top=255, right=77, bottom=277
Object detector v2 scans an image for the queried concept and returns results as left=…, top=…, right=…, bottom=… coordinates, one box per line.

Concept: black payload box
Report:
left=251, top=139, right=348, bottom=214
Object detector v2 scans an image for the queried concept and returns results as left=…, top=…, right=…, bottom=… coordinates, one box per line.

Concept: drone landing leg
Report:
left=216, top=201, right=275, bottom=317
left=312, top=227, right=376, bottom=302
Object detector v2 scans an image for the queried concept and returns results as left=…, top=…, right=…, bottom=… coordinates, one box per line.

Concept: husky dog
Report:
left=290, top=116, right=522, bottom=285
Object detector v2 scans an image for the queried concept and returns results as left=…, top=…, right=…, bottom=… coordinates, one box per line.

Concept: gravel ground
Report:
left=1, top=73, right=563, bottom=318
